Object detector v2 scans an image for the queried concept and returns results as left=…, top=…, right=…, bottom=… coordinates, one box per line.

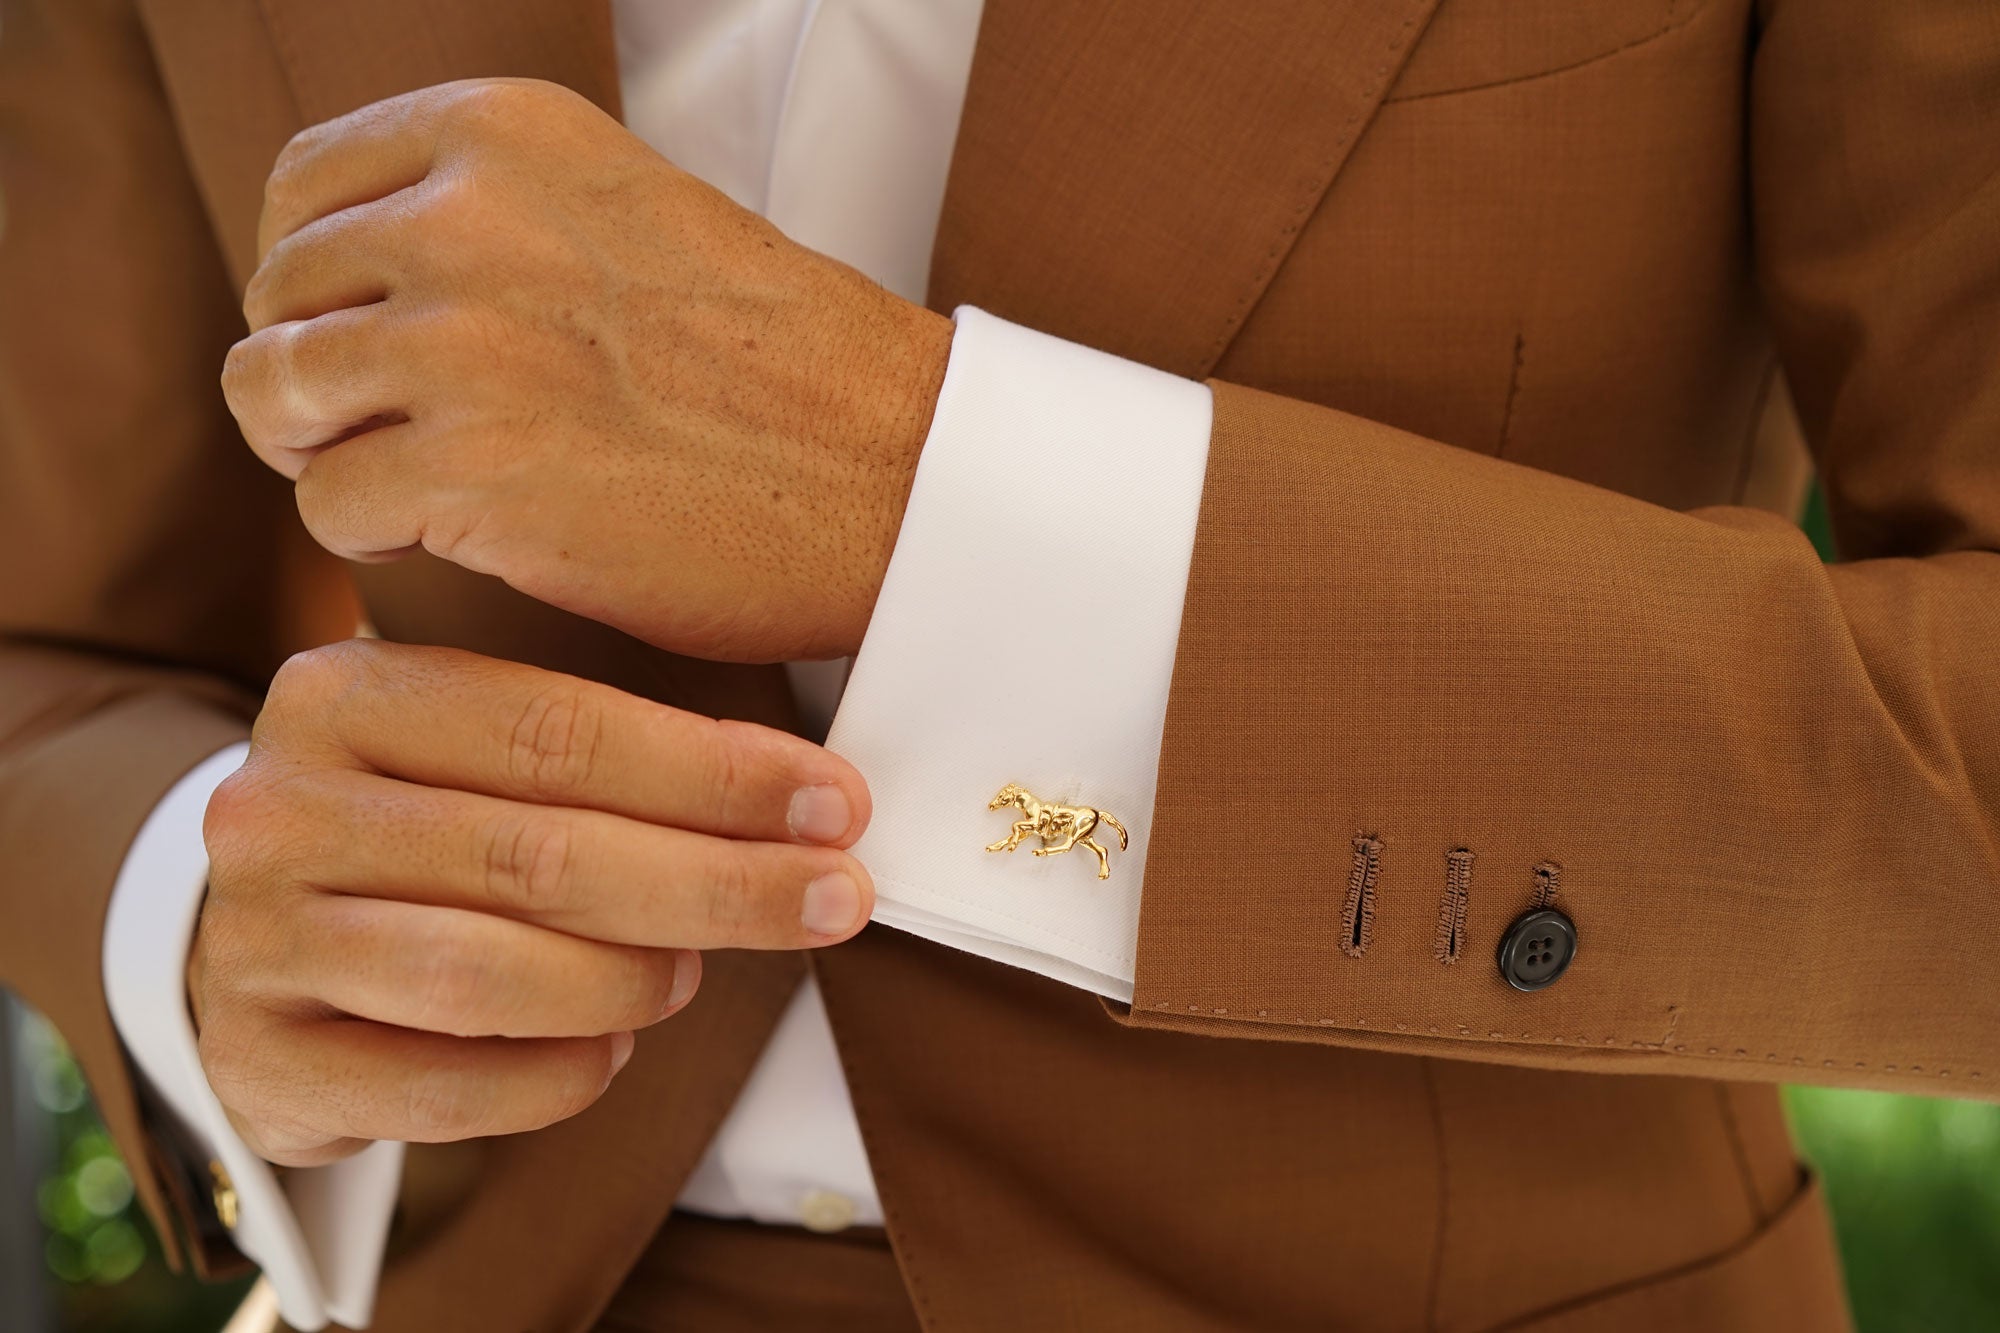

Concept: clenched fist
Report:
left=193, top=639, right=873, bottom=1167
left=223, top=77, right=953, bottom=663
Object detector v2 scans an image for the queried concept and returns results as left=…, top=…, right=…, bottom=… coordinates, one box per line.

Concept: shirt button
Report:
left=1496, top=907, right=1577, bottom=992
left=797, top=1188, right=858, bottom=1234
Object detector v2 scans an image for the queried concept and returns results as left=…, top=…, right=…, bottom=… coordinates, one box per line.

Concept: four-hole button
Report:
left=1496, top=907, right=1577, bottom=992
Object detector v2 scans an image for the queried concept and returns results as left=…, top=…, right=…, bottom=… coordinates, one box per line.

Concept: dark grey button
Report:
left=1497, top=908, right=1576, bottom=992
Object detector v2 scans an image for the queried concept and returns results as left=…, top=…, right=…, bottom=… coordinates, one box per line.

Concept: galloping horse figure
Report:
left=984, top=783, right=1129, bottom=880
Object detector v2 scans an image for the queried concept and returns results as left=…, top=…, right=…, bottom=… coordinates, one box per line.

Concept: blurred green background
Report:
left=12, top=1008, right=2000, bottom=1332
left=6, top=1012, right=254, bottom=1333
left=7, top=490, right=1997, bottom=1332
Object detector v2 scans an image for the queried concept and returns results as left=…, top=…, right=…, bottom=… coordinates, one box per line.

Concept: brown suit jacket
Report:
left=4, top=0, right=1995, bottom=1327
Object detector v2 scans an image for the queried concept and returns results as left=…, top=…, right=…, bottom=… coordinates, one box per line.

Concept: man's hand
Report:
left=192, top=639, right=874, bottom=1167
left=222, top=78, right=954, bottom=663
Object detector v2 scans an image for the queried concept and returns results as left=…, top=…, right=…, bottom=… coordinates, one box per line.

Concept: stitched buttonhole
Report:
left=1531, top=861, right=1562, bottom=910
left=1435, top=848, right=1474, bottom=964
left=1342, top=835, right=1383, bottom=959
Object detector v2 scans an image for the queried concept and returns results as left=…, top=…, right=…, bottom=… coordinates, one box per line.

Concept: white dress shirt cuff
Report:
left=827, top=306, right=1213, bottom=1002
left=101, top=742, right=402, bottom=1332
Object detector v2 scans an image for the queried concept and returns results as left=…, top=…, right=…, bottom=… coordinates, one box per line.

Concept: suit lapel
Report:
left=930, top=0, right=1443, bottom=380
left=252, top=0, right=622, bottom=125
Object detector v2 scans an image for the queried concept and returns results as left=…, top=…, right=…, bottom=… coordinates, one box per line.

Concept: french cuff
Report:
left=102, top=742, right=402, bottom=1331
left=826, top=306, right=1212, bottom=1003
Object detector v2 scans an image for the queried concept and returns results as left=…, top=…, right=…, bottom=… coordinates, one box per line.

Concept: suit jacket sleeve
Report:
left=1115, top=0, right=2000, bottom=1101
left=0, top=0, right=351, bottom=1273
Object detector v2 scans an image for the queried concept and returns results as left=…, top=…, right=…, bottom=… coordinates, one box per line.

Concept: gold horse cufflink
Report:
left=985, top=783, right=1128, bottom=880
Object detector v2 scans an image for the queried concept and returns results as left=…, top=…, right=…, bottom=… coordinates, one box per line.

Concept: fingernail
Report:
left=788, top=784, right=854, bottom=844
left=609, top=1030, right=636, bottom=1075
left=801, top=871, right=863, bottom=937
left=666, top=949, right=702, bottom=1011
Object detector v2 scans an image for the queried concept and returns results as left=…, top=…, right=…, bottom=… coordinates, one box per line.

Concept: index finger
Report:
left=257, top=80, right=475, bottom=261
left=264, top=641, right=871, bottom=848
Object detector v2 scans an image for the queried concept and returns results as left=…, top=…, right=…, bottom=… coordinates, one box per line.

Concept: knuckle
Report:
left=402, top=1061, right=481, bottom=1138
left=267, top=646, right=325, bottom=699
left=266, top=645, right=342, bottom=717
left=240, top=262, right=277, bottom=329
left=263, top=132, right=318, bottom=221
left=269, top=124, right=324, bottom=188
left=196, top=1016, right=337, bottom=1161
left=412, top=935, right=493, bottom=1036
left=442, top=81, right=525, bottom=143
left=196, top=1015, right=279, bottom=1113
left=423, top=169, right=482, bottom=225
left=191, top=908, right=259, bottom=1003
left=479, top=811, right=578, bottom=916
left=290, top=454, right=353, bottom=553
left=505, top=684, right=604, bottom=801
left=271, top=640, right=379, bottom=709
left=413, top=492, right=492, bottom=568
left=277, top=317, right=343, bottom=386
left=243, top=1120, right=336, bottom=1168
left=699, top=847, right=757, bottom=942
left=450, top=78, right=514, bottom=114
left=194, top=1024, right=238, bottom=1092
left=268, top=639, right=408, bottom=752
left=220, top=332, right=272, bottom=413
left=202, top=766, right=322, bottom=899
left=201, top=766, right=263, bottom=859
left=702, top=720, right=746, bottom=831
left=451, top=77, right=552, bottom=122
left=241, top=226, right=327, bottom=332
